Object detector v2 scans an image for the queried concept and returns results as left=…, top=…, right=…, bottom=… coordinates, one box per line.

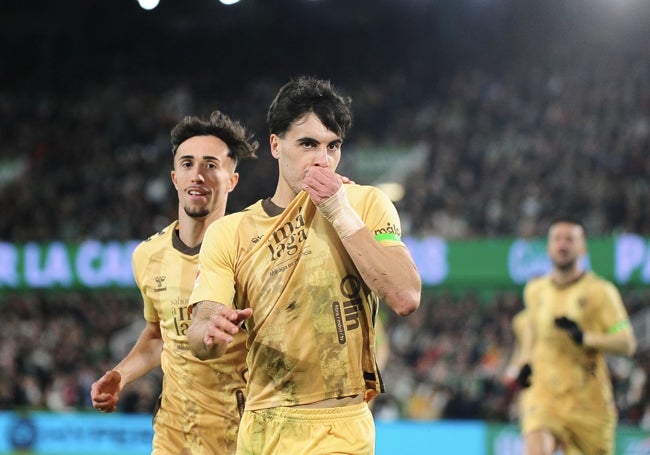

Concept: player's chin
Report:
left=552, top=258, right=574, bottom=271
left=185, top=206, right=211, bottom=219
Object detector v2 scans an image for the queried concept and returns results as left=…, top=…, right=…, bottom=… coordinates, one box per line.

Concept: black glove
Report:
left=554, top=316, right=583, bottom=345
left=516, top=363, right=532, bottom=388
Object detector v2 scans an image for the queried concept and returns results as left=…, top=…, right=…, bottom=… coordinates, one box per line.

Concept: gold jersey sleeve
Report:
left=132, top=221, right=247, bottom=453
left=190, top=185, right=403, bottom=410
left=523, top=272, right=630, bottom=398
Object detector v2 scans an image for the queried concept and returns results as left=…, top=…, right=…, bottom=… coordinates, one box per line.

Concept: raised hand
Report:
left=554, top=316, right=584, bottom=345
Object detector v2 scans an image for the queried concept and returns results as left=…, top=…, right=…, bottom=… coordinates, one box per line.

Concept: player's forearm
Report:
left=314, top=185, right=420, bottom=315
left=113, top=326, right=163, bottom=386
left=517, top=319, right=535, bottom=366
left=114, top=346, right=162, bottom=386
left=342, top=232, right=421, bottom=316
left=583, top=330, right=637, bottom=357
left=187, top=302, right=228, bottom=360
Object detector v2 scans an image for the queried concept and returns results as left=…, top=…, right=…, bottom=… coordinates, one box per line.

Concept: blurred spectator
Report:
left=1, top=22, right=648, bottom=240
left=0, top=291, right=160, bottom=414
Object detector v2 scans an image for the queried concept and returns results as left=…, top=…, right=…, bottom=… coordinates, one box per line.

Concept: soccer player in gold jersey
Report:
left=187, top=76, right=421, bottom=455
left=516, top=217, right=637, bottom=455
left=90, top=110, right=258, bottom=455
left=504, top=310, right=579, bottom=455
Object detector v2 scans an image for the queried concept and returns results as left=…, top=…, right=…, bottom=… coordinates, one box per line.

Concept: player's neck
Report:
left=551, top=267, right=584, bottom=286
left=177, top=211, right=223, bottom=248
left=271, top=180, right=301, bottom=209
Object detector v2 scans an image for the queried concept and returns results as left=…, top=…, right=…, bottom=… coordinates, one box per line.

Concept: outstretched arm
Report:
left=90, top=321, right=162, bottom=412
left=188, top=301, right=252, bottom=360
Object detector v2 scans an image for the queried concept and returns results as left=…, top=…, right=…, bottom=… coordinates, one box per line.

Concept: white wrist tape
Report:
left=317, top=185, right=365, bottom=238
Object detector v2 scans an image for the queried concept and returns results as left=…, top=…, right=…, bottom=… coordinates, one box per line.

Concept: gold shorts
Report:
left=521, top=387, right=616, bottom=454
left=237, top=402, right=374, bottom=455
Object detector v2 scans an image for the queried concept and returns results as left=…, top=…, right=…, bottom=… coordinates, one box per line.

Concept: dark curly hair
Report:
left=266, top=76, right=352, bottom=139
left=171, top=110, right=258, bottom=169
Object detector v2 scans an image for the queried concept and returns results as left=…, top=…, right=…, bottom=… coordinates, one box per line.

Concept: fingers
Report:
left=303, top=167, right=341, bottom=204
left=234, top=308, right=253, bottom=324
left=337, top=174, right=355, bottom=184
left=213, top=307, right=251, bottom=330
left=204, top=308, right=252, bottom=346
left=91, top=370, right=122, bottom=413
left=91, top=392, right=118, bottom=412
left=92, top=395, right=118, bottom=413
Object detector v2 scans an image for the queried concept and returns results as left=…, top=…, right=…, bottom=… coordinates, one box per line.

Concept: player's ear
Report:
left=270, top=134, right=280, bottom=159
left=171, top=170, right=178, bottom=190
left=228, top=172, right=240, bottom=193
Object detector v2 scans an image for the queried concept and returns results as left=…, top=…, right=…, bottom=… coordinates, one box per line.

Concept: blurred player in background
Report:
left=503, top=309, right=579, bottom=455
left=187, top=76, right=421, bottom=455
left=90, top=110, right=258, bottom=455
left=516, top=217, right=637, bottom=455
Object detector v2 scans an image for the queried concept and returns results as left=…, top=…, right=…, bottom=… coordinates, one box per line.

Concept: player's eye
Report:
left=327, top=143, right=341, bottom=153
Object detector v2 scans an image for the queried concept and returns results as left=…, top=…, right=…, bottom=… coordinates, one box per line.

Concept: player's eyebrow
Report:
left=177, top=154, right=222, bottom=162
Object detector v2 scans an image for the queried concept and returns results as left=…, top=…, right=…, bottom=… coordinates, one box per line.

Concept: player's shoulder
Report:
left=225, top=200, right=264, bottom=221
left=134, top=220, right=177, bottom=255
left=206, top=200, right=265, bottom=234
left=582, top=270, right=607, bottom=283
left=345, top=183, right=392, bottom=206
left=346, top=183, right=382, bottom=196
left=525, top=274, right=549, bottom=291
left=582, top=271, right=619, bottom=292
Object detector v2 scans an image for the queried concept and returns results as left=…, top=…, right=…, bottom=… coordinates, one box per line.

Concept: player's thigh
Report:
left=523, top=429, right=558, bottom=455
left=568, top=407, right=616, bottom=455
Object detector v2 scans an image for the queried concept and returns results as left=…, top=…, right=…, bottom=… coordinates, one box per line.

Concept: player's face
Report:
left=171, top=135, right=238, bottom=219
left=270, top=112, right=342, bottom=195
left=547, top=222, right=586, bottom=271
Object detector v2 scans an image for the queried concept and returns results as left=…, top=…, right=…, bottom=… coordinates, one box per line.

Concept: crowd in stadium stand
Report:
left=1, top=4, right=649, bottom=430
left=0, top=43, right=648, bottom=242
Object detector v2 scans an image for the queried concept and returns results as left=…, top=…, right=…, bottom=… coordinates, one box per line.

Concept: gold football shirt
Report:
left=133, top=221, right=247, bottom=454
left=524, top=272, right=630, bottom=399
left=190, top=185, right=404, bottom=410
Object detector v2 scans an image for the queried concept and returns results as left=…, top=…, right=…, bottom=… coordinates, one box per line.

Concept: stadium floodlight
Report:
left=219, top=0, right=241, bottom=5
left=137, top=0, right=160, bottom=10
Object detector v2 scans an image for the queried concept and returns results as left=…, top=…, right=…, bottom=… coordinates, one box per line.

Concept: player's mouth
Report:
left=187, top=187, right=210, bottom=200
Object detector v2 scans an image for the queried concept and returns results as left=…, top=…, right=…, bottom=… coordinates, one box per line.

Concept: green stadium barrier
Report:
left=2, top=234, right=650, bottom=291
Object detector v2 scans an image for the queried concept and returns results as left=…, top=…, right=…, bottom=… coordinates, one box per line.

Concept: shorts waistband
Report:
left=248, top=402, right=369, bottom=423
